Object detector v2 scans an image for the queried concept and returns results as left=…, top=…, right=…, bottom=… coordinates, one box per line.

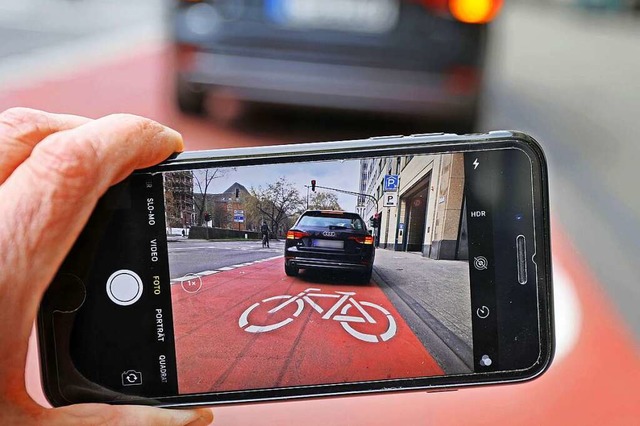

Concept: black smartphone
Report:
left=37, top=131, right=553, bottom=407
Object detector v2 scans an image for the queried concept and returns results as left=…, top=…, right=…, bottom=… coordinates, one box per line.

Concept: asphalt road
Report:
left=1, top=0, right=638, bottom=339
left=167, top=239, right=285, bottom=279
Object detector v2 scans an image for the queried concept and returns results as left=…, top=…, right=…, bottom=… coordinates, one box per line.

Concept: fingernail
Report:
left=183, top=408, right=214, bottom=426
left=162, top=126, right=185, bottom=152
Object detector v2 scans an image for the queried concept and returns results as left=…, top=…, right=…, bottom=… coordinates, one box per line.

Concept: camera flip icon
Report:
left=122, top=370, right=143, bottom=386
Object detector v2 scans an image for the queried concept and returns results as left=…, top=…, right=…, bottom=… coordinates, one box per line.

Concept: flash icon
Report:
left=473, top=158, right=479, bottom=170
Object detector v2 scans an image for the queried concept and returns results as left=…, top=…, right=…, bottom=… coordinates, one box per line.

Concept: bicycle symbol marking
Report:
left=238, top=288, right=397, bottom=343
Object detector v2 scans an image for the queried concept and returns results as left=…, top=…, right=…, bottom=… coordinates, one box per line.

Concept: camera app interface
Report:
left=163, top=152, right=483, bottom=395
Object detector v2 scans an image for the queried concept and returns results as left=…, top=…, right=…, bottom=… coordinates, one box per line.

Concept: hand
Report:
left=0, top=108, right=213, bottom=425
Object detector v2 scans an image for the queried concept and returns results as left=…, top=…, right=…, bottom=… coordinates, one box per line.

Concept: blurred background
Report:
left=1, top=0, right=638, bottom=424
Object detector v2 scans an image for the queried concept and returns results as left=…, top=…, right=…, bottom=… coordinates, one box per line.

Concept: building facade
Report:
left=359, top=153, right=468, bottom=260
left=214, top=182, right=251, bottom=231
left=163, top=171, right=195, bottom=229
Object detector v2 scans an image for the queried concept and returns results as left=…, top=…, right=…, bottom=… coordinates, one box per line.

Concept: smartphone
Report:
left=37, top=131, right=553, bottom=407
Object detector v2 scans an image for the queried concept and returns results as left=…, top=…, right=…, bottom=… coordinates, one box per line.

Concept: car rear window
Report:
left=298, top=214, right=365, bottom=231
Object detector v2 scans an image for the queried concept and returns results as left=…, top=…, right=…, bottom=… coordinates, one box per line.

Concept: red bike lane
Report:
left=170, top=257, right=443, bottom=395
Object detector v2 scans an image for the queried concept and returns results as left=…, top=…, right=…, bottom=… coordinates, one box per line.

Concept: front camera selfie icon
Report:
left=479, top=355, right=493, bottom=367
left=122, top=370, right=143, bottom=386
left=473, top=256, right=488, bottom=271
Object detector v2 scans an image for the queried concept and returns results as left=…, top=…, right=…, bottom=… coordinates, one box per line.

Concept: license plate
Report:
left=312, top=239, right=344, bottom=249
left=266, top=0, right=399, bottom=34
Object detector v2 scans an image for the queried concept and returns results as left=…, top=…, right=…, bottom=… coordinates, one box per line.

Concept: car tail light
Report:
left=413, top=0, right=502, bottom=24
left=175, top=43, right=198, bottom=72
left=287, top=230, right=308, bottom=240
left=350, top=236, right=374, bottom=245
left=448, top=0, right=503, bottom=24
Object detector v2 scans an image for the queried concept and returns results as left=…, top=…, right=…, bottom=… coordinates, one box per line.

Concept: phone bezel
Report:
left=37, top=131, right=554, bottom=408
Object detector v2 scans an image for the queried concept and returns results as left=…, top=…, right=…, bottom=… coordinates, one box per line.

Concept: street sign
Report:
left=383, top=175, right=399, bottom=191
left=383, top=193, right=398, bottom=207
left=233, top=210, right=245, bottom=223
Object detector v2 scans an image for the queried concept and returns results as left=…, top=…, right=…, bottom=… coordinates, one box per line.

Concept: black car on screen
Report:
left=284, top=210, right=375, bottom=283
left=171, top=0, right=503, bottom=131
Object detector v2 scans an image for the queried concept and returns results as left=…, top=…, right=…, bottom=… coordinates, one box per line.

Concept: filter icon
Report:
left=479, top=355, right=493, bottom=367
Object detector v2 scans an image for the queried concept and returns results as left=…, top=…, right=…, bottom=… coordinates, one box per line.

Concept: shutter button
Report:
left=106, top=270, right=143, bottom=306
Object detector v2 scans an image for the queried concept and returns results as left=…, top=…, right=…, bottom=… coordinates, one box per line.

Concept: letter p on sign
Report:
left=383, top=193, right=398, bottom=207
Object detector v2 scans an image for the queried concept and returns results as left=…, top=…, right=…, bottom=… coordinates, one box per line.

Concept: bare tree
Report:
left=308, top=191, right=342, bottom=211
left=192, top=168, right=234, bottom=225
left=242, top=193, right=261, bottom=231
left=249, top=177, right=304, bottom=238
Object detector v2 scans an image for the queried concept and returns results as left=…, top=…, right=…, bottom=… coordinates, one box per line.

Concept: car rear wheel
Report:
left=175, top=76, right=205, bottom=115
left=359, top=267, right=373, bottom=284
left=285, top=264, right=299, bottom=277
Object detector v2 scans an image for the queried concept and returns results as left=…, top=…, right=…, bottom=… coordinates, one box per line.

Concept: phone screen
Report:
left=39, top=140, right=551, bottom=406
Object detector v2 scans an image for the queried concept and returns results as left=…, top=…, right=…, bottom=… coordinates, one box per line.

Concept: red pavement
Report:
left=0, top=43, right=300, bottom=151
left=171, top=258, right=443, bottom=394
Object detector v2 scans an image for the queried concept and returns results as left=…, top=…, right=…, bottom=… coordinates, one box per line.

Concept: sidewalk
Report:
left=372, top=248, right=473, bottom=372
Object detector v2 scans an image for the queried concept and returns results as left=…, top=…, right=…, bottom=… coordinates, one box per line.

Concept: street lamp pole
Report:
left=304, top=185, right=310, bottom=209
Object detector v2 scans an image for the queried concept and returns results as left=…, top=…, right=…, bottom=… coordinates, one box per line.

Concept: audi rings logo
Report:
left=322, top=231, right=336, bottom=237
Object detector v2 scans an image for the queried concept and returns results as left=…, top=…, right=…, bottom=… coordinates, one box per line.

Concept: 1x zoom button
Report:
left=106, top=270, right=143, bottom=306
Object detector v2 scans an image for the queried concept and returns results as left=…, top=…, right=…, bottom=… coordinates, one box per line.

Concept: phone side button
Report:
left=106, top=270, right=143, bottom=306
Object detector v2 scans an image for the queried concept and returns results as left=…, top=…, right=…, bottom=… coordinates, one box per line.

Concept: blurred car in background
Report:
left=171, top=0, right=503, bottom=131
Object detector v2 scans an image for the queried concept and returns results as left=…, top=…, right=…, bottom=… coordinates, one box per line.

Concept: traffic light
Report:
left=311, top=180, right=316, bottom=192
left=204, top=213, right=211, bottom=222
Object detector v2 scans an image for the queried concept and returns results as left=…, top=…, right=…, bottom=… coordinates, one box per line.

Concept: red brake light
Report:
left=287, top=230, right=308, bottom=240
left=349, top=236, right=374, bottom=245
left=175, top=43, right=198, bottom=72
left=448, top=0, right=503, bottom=24
left=412, top=0, right=502, bottom=24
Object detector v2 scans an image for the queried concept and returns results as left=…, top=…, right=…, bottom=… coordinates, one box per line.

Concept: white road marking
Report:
left=170, top=255, right=284, bottom=283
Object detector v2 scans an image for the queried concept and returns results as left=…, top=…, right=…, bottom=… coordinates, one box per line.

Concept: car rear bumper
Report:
left=177, top=51, right=479, bottom=117
left=286, top=245, right=373, bottom=272
left=286, top=257, right=371, bottom=272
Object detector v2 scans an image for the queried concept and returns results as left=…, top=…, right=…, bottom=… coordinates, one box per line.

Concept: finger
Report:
left=1, top=112, right=184, bottom=283
left=0, top=114, right=183, bottom=387
left=46, top=404, right=213, bottom=426
left=0, top=107, right=90, bottom=184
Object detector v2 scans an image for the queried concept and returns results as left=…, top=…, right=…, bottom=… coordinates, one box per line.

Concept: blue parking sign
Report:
left=383, top=175, right=399, bottom=191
